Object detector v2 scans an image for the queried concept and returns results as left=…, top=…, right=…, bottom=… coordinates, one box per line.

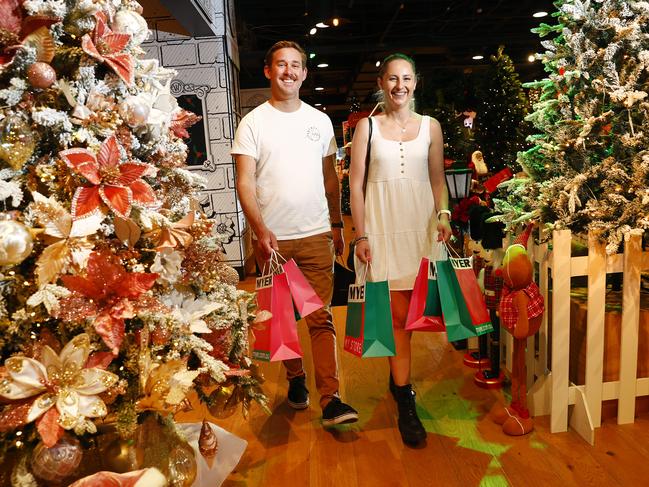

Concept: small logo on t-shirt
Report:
left=306, top=126, right=321, bottom=141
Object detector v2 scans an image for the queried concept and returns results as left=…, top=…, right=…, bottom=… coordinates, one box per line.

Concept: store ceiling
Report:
left=234, top=0, right=556, bottom=125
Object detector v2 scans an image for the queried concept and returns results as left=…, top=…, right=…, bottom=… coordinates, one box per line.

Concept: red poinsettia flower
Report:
left=81, top=12, right=133, bottom=85
left=170, top=109, right=202, bottom=139
left=59, top=251, right=159, bottom=354
left=0, top=12, right=58, bottom=72
left=59, top=135, right=157, bottom=219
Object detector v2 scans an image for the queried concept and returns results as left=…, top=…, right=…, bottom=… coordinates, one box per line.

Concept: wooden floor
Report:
left=177, top=217, right=649, bottom=486
left=179, top=293, right=649, bottom=487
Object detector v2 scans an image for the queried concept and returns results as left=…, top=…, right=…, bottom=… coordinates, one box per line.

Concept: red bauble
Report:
left=27, top=62, right=57, bottom=89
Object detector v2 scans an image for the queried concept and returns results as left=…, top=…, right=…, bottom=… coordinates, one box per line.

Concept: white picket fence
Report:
left=504, top=229, right=649, bottom=444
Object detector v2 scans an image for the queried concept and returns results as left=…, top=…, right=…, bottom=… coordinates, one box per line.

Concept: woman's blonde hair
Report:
left=376, top=53, right=418, bottom=111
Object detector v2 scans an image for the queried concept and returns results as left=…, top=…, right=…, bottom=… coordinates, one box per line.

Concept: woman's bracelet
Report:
left=353, top=236, right=368, bottom=245
left=437, top=209, right=451, bottom=220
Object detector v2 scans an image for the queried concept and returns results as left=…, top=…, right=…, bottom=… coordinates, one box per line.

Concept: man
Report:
left=232, top=40, right=358, bottom=426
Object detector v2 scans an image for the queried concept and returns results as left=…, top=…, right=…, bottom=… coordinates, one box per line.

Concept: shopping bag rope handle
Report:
left=261, top=250, right=284, bottom=277
left=357, top=261, right=371, bottom=284
left=273, top=250, right=288, bottom=264
left=443, top=241, right=462, bottom=259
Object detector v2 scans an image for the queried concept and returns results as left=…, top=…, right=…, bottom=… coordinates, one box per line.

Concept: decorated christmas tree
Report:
left=494, top=0, right=649, bottom=252
left=0, top=0, right=265, bottom=483
left=474, top=46, right=530, bottom=173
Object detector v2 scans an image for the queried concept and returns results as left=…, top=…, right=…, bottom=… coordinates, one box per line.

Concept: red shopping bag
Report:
left=283, top=258, right=324, bottom=318
left=405, top=258, right=444, bottom=332
left=252, top=272, right=303, bottom=362
left=448, top=256, right=493, bottom=335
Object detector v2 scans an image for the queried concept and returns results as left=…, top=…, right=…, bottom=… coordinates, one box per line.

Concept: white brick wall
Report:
left=145, top=0, right=250, bottom=273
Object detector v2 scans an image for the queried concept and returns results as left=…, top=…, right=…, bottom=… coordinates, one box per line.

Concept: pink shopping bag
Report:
left=405, top=258, right=445, bottom=332
left=253, top=272, right=303, bottom=362
left=283, top=258, right=324, bottom=318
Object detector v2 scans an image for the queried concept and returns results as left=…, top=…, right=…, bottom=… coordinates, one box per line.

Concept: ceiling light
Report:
left=332, top=18, right=339, bottom=26
left=317, top=63, right=329, bottom=68
left=315, top=22, right=329, bottom=28
left=472, top=55, right=484, bottom=60
left=309, top=53, right=316, bottom=59
left=315, top=87, right=324, bottom=91
left=375, top=60, right=381, bottom=67
left=315, top=103, right=322, bottom=106
left=309, top=27, right=317, bottom=35
left=323, top=107, right=327, bottom=111
left=533, top=11, right=548, bottom=18
left=528, top=54, right=536, bottom=62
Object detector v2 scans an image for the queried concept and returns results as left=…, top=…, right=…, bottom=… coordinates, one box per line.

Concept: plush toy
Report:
left=490, top=224, right=544, bottom=435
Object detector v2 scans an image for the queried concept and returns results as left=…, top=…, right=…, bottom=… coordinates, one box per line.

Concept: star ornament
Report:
left=59, top=135, right=157, bottom=220
left=81, top=12, right=134, bottom=85
left=0, top=334, right=118, bottom=445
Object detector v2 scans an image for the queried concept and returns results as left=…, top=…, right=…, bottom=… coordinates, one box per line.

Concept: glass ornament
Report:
left=31, top=435, right=83, bottom=483
left=168, top=442, right=197, bottom=487
left=0, top=217, right=33, bottom=266
left=0, top=112, right=37, bottom=170
left=207, top=384, right=238, bottom=419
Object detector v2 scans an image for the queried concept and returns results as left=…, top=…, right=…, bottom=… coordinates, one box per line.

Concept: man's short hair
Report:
left=264, top=40, right=307, bottom=68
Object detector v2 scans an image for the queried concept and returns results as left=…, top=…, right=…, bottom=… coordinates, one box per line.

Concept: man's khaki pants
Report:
left=255, top=231, right=339, bottom=409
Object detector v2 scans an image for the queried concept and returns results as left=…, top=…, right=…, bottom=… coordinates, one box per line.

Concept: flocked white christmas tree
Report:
left=493, top=0, right=649, bottom=252
left=0, top=0, right=266, bottom=483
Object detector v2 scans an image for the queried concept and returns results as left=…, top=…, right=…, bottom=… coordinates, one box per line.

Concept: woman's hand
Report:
left=355, top=239, right=372, bottom=263
left=436, top=217, right=452, bottom=242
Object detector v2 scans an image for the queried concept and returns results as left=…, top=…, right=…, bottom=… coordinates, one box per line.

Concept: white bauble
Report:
left=113, top=10, right=150, bottom=45
left=0, top=219, right=33, bottom=266
left=119, top=95, right=152, bottom=128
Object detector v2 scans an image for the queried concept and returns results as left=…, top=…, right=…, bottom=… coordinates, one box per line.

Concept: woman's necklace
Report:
left=391, top=114, right=410, bottom=134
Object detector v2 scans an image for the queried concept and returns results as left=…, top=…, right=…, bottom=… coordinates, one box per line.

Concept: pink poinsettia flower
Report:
left=59, top=135, right=157, bottom=219
left=81, top=12, right=133, bottom=85
left=58, top=251, right=159, bottom=354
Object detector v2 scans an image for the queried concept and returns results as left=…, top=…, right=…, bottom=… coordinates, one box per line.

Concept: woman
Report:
left=349, top=53, right=452, bottom=446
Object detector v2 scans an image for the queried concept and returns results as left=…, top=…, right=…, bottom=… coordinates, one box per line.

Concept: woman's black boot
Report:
left=393, top=384, right=426, bottom=446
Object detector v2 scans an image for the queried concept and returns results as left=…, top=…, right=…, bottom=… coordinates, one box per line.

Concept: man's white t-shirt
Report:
left=231, top=101, right=337, bottom=240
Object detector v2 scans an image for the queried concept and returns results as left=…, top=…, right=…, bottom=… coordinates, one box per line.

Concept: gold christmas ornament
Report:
left=207, top=385, right=238, bottom=419
left=168, top=442, right=197, bottom=487
left=31, top=435, right=83, bottom=483
left=0, top=112, right=37, bottom=170
left=198, top=419, right=218, bottom=467
left=27, top=62, right=57, bottom=89
left=97, top=429, right=143, bottom=473
left=0, top=217, right=33, bottom=266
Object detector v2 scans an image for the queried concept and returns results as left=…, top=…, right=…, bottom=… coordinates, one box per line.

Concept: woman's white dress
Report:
left=357, top=115, right=439, bottom=290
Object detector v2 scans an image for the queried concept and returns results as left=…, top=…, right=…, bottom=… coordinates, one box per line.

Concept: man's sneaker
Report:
left=287, top=375, right=309, bottom=409
left=322, top=398, right=359, bottom=427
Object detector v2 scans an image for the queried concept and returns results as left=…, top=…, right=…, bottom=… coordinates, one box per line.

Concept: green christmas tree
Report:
left=494, top=1, right=649, bottom=253
left=474, top=46, right=530, bottom=173
left=0, top=0, right=266, bottom=482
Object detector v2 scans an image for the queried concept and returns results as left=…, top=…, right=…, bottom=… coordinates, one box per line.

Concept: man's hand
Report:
left=256, top=227, right=278, bottom=261
left=332, top=228, right=344, bottom=256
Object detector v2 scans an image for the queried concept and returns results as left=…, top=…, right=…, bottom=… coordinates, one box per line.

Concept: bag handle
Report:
left=362, top=116, right=373, bottom=197
left=356, top=261, right=371, bottom=285
left=261, top=249, right=284, bottom=277
left=443, top=241, right=463, bottom=259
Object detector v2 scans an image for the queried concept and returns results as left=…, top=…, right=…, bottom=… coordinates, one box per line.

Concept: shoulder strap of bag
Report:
left=362, top=117, right=372, bottom=197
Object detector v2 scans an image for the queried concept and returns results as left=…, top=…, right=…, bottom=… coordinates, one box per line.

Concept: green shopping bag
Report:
left=435, top=257, right=479, bottom=342
left=344, top=266, right=395, bottom=358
